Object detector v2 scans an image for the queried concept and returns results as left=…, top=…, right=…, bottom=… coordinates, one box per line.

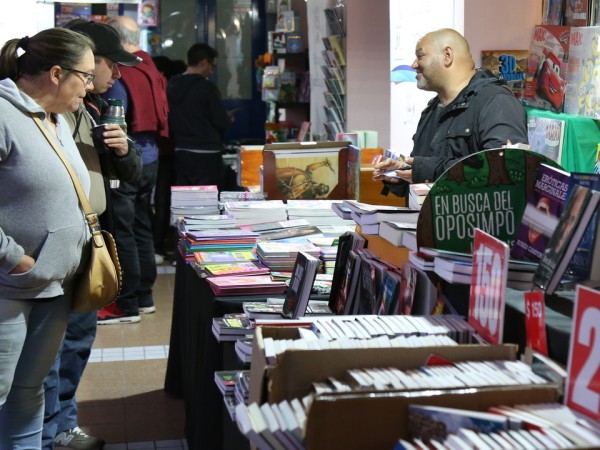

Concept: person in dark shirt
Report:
left=167, top=43, right=233, bottom=187
left=373, top=28, right=528, bottom=197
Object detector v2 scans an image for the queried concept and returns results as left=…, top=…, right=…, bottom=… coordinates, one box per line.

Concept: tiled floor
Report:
left=75, top=267, right=187, bottom=449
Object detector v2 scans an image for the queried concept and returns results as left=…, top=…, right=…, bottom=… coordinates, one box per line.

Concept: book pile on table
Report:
left=211, top=314, right=256, bottom=342
left=243, top=219, right=323, bottom=243
left=219, top=191, right=265, bottom=203
left=170, top=185, right=220, bottom=221
left=234, top=337, right=253, bottom=364
left=176, top=213, right=236, bottom=233
left=342, top=200, right=419, bottom=235
left=286, top=199, right=355, bottom=227
left=207, top=275, right=288, bottom=298
left=214, top=369, right=251, bottom=421
left=396, top=402, right=600, bottom=450
left=223, top=200, right=288, bottom=227
left=256, top=242, right=321, bottom=272
left=419, top=247, right=538, bottom=291
left=408, top=182, right=433, bottom=210
left=235, top=397, right=308, bottom=450
left=178, top=228, right=259, bottom=262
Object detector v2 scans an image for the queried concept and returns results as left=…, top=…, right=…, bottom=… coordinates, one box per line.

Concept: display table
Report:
left=165, top=256, right=250, bottom=450
left=525, top=106, right=600, bottom=173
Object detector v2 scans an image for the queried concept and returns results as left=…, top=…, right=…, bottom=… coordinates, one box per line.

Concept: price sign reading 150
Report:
left=469, top=229, right=509, bottom=344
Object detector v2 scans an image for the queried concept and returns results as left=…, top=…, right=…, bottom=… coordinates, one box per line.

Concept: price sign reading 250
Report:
left=566, top=285, right=600, bottom=420
left=468, top=229, right=509, bottom=344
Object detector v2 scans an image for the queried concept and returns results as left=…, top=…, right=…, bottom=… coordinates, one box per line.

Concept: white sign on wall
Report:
left=389, top=0, right=463, bottom=155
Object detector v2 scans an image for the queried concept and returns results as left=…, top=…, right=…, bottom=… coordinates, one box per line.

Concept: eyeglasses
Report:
left=62, top=67, right=96, bottom=86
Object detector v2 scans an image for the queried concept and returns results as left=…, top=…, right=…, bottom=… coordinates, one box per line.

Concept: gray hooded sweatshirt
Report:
left=0, top=78, right=91, bottom=300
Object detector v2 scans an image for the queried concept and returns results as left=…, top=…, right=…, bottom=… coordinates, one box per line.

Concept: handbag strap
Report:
left=31, top=113, right=103, bottom=245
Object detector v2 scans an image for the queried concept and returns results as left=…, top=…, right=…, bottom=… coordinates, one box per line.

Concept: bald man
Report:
left=373, top=28, right=528, bottom=194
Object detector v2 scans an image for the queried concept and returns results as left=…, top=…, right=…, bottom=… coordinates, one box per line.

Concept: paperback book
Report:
left=511, top=163, right=571, bottom=262
left=526, top=115, right=565, bottom=164
left=523, top=25, right=571, bottom=112
left=533, top=184, right=600, bottom=294
left=281, top=251, right=321, bottom=319
left=564, top=26, right=600, bottom=119
left=481, top=49, right=528, bottom=99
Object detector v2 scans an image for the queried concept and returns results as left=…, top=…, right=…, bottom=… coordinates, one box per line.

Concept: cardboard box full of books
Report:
left=249, top=325, right=549, bottom=405
left=304, top=385, right=559, bottom=450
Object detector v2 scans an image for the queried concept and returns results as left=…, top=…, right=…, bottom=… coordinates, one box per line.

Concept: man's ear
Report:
left=443, top=46, right=454, bottom=67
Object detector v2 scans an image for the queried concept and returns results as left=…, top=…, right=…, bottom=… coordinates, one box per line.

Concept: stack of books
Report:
left=223, top=200, right=288, bottom=227
left=286, top=199, right=355, bottom=227
left=408, top=182, right=433, bottom=210
left=211, top=314, right=256, bottom=342
left=342, top=200, right=419, bottom=235
left=234, top=337, right=253, bottom=364
left=256, top=242, right=321, bottom=272
left=219, top=191, right=265, bottom=203
left=176, top=214, right=236, bottom=233
left=179, top=228, right=259, bottom=262
left=207, top=275, right=288, bottom=297
left=170, top=185, right=220, bottom=222
left=420, top=247, right=538, bottom=290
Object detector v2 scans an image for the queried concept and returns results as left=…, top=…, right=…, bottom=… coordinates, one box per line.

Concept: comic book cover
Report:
left=481, top=50, right=528, bottom=99
left=564, top=26, right=600, bottom=119
left=523, top=25, right=571, bottom=112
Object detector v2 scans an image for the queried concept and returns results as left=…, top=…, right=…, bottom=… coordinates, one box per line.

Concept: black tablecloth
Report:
left=165, top=256, right=250, bottom=450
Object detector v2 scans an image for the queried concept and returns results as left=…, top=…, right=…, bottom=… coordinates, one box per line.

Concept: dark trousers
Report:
left=174, top=150, right=225, bottom=186
left=112, top=162, right=159, bottom=314
left=42, top=311, right=97, bottom=449
left=152, top=154, right=174, bottom=255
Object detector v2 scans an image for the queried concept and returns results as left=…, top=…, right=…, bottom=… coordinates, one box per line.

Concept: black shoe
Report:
left=54, top=427, right=105, bottom=450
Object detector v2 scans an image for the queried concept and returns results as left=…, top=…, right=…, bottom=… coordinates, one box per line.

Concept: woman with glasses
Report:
left=0, top=28, right=95, bottom=448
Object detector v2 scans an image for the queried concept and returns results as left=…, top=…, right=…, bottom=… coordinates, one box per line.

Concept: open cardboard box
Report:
left=304, top=385, right=559, bottom=450
left=248, top=325, right=549, bottom=404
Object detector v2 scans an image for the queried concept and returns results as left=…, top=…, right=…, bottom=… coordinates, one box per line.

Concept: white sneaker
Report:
left=155, top=253, right=164, bottom=264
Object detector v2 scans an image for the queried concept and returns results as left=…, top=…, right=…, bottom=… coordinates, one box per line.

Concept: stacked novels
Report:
left=397, top=402, right=600, bottom=449
left=179, top=228, right=259, bottom=262
left=286, top=199, right=355, bottom=227
left=244, top=219, right=323, bottom=243
left=256, top=242, right=321, bottom=272
left=420, top=247, right=538, bottom=291
left=207, top=275, right=288, bottom=298
left=235, top=397, right=309, bottom=450
left=223, top=200, right=288, bottom=227
left=170, top=185, right=220, bottom=221
left=211, top=314, right=256, bottom=342
left=214, top=369, right=251, bottom=421
left=342, top=200, right=419, bottom=235
left=378, top=221, right=418, bottom=247
left=203, top=261, right=269, bottom=278
left=176, top=214, right=236, bottom=233
left=193, top=250, right=258, bottom=268
left=408, top=183, right=433, bottom=211
left=219, top=191, right=265, bottom=203
left=235, top=337, right=254, bottom=364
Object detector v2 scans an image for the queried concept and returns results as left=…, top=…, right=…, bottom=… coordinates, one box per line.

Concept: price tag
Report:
left=468, top=229, right=509, bottom=344
left=565, top=285, right=600, bottom=420
left=524, top=291, right=548, bottom=356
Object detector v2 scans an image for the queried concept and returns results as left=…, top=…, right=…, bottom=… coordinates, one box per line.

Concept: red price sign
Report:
left=524, top=291, right=548, bottom=356
left=566, top=285, right=600, bottom=420
left=468, top=229, right=509, bottom=344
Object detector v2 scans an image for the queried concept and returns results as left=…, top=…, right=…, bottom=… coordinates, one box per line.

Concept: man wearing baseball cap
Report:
left=42, top=21, right=143, bottom=450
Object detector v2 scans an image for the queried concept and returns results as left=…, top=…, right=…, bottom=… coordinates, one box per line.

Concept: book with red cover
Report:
left=206, top=275, right=287, bottom=296
left=523, top=25, right=571, bottom=112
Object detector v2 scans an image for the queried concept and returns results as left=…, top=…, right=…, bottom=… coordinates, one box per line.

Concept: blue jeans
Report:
left=111, top=162, right=158, bottom=314
left=42, top=311, right=97, bottom=449
left=0, top=295, right=71, bottom=450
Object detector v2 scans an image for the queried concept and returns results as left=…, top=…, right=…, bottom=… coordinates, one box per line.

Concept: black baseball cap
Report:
left=70, top=21, right=142, bottom=67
